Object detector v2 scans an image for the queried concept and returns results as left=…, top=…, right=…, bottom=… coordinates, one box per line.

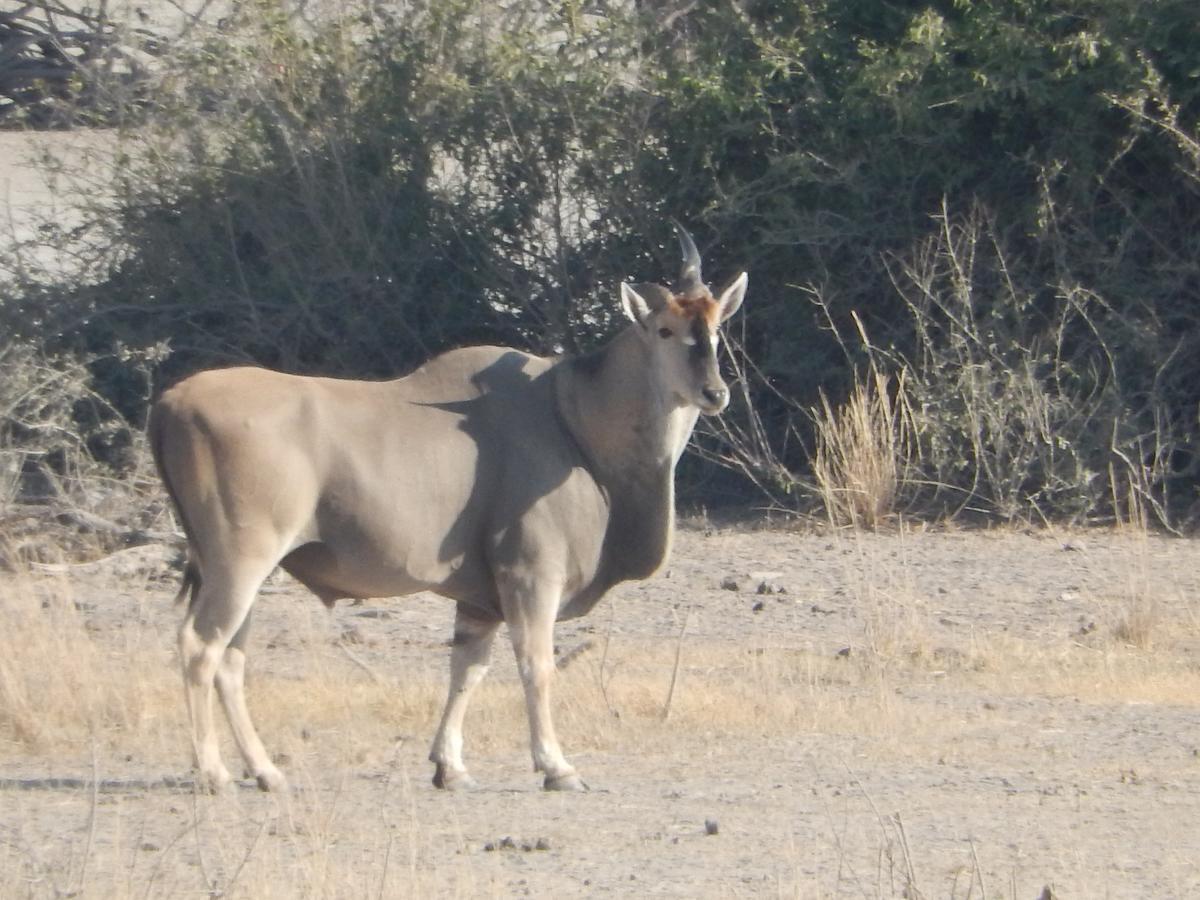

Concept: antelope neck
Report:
left=557, top=326, right=699, bottom=482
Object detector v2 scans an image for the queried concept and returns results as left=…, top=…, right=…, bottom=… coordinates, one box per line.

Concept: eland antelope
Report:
left=151, top=225, right=748, bottom=792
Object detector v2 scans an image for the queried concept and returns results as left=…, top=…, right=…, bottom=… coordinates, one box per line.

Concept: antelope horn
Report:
left=672, top=220, right=704, bottom=298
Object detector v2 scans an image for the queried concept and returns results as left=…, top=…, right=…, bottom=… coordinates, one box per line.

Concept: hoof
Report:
left=255, top=767, right=289, bottom=793
left=432, top=764, right=478, bottom=791
left=543, top=772, right=588, bottom=792
left=196, top=767, right=233, bottom=794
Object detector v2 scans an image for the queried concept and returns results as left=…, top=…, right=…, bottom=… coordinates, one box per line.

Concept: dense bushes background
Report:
left=2, top=0, right=1198, bottom=527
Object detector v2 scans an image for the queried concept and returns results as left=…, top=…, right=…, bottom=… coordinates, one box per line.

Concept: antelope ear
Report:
left=716, top=272, right=748, bottom=322
left=620, top=283, right=654, bottom=328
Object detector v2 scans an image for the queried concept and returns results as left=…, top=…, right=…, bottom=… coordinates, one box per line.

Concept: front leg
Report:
left=500, top=575, right=587, bottom=792
left=429, top=606, right=499, bottom=790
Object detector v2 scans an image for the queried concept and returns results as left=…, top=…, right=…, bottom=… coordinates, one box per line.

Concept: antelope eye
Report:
left=658, top=327, right=673, bottom=339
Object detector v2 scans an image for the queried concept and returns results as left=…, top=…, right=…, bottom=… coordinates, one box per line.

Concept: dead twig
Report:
left=662, top=607, right=691, bottom=721
left=73, top=738, right=100, bottom=895
left=221, top=815, right=269, bottom=898
left=597, top=601, right=620, bottom=718
left=969, top=836, right=987, bottom=899
left=338, top=641, right=387, bottom=685
left=892, top=812, right=922, bottom=900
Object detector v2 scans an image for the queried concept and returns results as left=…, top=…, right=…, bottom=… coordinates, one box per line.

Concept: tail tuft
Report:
left=172, top=560, right=201, bottom=608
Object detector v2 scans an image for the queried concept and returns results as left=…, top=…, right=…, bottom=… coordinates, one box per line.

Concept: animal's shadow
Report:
left=422, top=351, right=591, bottom=617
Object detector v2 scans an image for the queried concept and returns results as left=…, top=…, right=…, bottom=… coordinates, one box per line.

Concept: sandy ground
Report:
left=2, top=525, right=1199, bottom=898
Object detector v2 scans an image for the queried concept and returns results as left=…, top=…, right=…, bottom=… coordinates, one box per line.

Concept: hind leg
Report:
left=179, top=563, right=273, bottom=792
left=215, top=608, right=287, bottom=792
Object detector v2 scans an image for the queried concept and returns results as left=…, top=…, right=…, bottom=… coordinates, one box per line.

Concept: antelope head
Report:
left=620, top=222, right=748, bottom=415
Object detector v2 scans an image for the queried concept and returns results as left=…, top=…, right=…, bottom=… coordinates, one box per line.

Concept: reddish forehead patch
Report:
left=667, top=292, right=719, bottom=329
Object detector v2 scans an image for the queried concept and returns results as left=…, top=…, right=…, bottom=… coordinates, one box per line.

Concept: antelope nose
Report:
left=701, top=385, right=728, bottom=410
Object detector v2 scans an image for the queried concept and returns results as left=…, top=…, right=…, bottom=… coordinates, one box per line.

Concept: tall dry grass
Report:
left=3, top=547, right=1196, bottom=767
left=0, top=569, right=178, bottom=754
left=811, top=365, right=916, bottom=530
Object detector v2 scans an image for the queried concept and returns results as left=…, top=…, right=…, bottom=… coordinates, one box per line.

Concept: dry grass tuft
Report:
left=0, top=569, right=178, bottom=754
left=1110, top=595, right=1161, bottom=650
left=811, top=365, right=916, bottom=529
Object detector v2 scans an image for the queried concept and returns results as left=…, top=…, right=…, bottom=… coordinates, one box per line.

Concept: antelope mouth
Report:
left=697, top=386, right=730, bottom=415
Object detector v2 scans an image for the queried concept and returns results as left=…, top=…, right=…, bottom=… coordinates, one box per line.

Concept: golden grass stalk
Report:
left=811, top=365, right=916, bottom=530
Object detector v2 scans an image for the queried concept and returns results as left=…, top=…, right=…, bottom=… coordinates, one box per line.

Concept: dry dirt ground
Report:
left=2, top=524, right=1199, bottom=898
